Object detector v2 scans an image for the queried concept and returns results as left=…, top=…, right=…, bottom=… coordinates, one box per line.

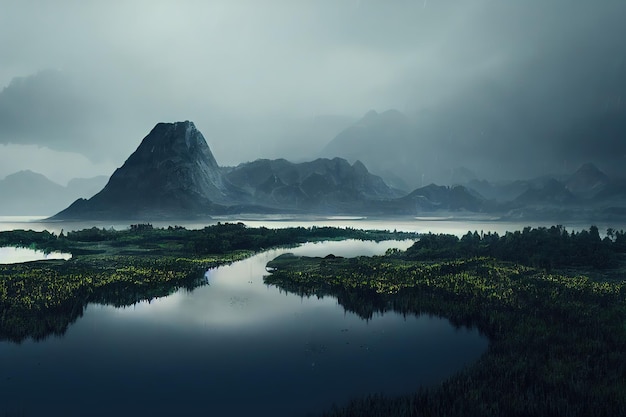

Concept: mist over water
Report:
left=1, top=215, right=624, bottom=237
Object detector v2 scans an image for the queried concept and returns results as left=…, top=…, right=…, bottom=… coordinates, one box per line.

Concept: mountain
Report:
left=50, top=118, right=626, bottom=220
left=565, top=163, right=611, bottom=198
left=320, top=109, right=505, bottom=189
left=52, top=121, right=401, bottom=219
left=465, top=177, right=569, bottom=203
left=513, top=178, right=577, bottom=206
left=0, top=170, right=67, bottom=215
left=320, top=110, right=420, bottom=187
left=0, top=171, right=108, bottom=215
left=459, top=163, right=626, bottom=220
left=464, top=164, right=617, bottom=207
left=370, top=184, right=488, bottom=215
left=53, top=121, right=244, bottom=219
left=224, top=157, right=401, bottom=212
left=399, top=184, right=487, bottom=212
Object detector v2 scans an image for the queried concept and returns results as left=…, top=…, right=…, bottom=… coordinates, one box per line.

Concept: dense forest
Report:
left=405, top=225, right=626, bottom=270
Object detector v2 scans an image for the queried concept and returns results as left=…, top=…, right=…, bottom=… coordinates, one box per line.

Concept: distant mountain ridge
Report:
left=461, top=163, right=626, bottom=219
left=320, top=92, right=626, bottom=188
left=0, top=170, right=107, bottom=215
left=49, top=121, right=626, bottom=221
left=320, top=109, right=417, bottom=190
left=371, top=184, right=489, bottom=215
left=565, top=163, right=611, bottom=198
left=224, top=158, right=401, bottom=212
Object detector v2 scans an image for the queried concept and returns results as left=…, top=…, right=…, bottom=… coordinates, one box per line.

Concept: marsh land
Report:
left=1, top=221, right=625, bottom=416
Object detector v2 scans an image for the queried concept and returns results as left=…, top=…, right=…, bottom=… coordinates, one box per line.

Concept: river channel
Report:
left=0, top=239, right=487, bottom=417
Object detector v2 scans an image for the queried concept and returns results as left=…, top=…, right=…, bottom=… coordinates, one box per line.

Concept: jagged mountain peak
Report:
left=144, top=121, right=199, bottom=147
left=127, top=121, right=218, bottom=168
left=52, top=121, right=242, bottom=219
left=352, top=160, right=368, bottom=174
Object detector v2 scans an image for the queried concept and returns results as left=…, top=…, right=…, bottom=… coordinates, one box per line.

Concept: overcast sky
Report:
left=1, top=0, right=625, bottom=184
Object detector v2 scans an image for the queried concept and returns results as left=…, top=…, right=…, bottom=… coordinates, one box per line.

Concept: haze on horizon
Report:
left=0, top=0, right=625, bottom=185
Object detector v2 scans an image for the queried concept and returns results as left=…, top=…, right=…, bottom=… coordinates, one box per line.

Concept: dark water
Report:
left=0, top=240, right=487, bottom=417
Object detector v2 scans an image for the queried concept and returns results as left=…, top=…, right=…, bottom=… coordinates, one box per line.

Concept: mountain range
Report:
left=223, top=157, right=401, bottom=213
left=52, top=121, right=412, bottom=219
left=319, top=107, right=626, bottom=191
left=2, top=120, right=620, bottom=221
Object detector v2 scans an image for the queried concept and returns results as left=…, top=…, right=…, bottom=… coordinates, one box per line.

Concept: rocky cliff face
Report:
left=53, top=121, right=240, bottom=219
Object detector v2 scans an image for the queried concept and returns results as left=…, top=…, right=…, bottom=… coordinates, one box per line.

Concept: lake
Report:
left=1, top=214, right=620, bottom=236
left=0, top=238, right=488, bottom=417
left=2, top=215, right=623, bottom=417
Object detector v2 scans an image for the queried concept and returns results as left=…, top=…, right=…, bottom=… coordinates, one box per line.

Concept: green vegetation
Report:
left=0, top=223, right=416, bottom=342
left=406, top=225, right=626, bottom=270
left=265, top=226, right=626, bottom=417
left=5, top=222, right=625, bottom=415
left=0, top=222, right=415, bottom=256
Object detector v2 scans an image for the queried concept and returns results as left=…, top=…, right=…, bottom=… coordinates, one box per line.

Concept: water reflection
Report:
left=98, top=240, right=415, bottom=330
left=0, top=246, right=72, bottom=264
left=0, top=240, right=487, bottom=417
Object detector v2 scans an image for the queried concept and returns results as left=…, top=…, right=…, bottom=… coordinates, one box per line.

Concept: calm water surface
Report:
left=0, top=239, right=487, bottom=417
left=1, top=214, right=618, bottom=235
left=0, top=247, right=72, bottom=264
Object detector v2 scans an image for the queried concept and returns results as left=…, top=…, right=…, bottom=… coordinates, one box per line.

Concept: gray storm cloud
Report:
left=0, top=0, right=624, bottom=179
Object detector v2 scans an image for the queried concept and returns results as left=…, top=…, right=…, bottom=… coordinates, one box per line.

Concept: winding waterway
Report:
left=0, top=239, right=487, bottom=417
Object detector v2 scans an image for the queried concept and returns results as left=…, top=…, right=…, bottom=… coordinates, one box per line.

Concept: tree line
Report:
left=0, top=222, right=416, bottom=256
left=404, top=225, right=625, bottom=269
